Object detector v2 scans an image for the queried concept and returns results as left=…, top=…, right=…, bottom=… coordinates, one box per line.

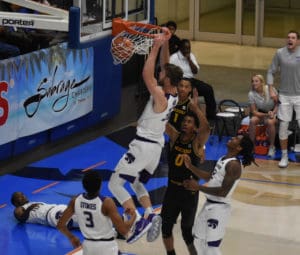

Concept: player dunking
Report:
left=108, top=27, right=183, bottom=244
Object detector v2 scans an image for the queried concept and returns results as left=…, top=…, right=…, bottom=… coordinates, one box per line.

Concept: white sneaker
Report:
left=267, top=146, right=275, bottom=158
left=146, top=213, right=162, bottom=242
left=278, top=155, right=289, bottom=168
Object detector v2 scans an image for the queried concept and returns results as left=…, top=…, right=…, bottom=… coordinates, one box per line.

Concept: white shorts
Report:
left=47, top=205, right=78, bottom=228
left=82, top=239, right=118, bottom=255
left=193, top=201, right=231, bottom=245
left=278, top=94, right=300, bottom=122
left=115, top=138, right=162, bottom=177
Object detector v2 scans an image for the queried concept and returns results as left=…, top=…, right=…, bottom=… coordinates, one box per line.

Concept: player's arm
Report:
left=186, top=53, right=199, bottom=75
left=250, top=102, right=267, bottom=118
left=267, top=52, right=279, bottom=101
left=182, top=154, right=211, bottom=181
left=183, top=160, right=241, bottom=197
left=142, top=28, right=171, bottom=112
left=57, top=197, right=81, bottom=248
left=189, top=88, right=210, bottom=157
left=102, top=197, right=136, bottom=237
left=14, top=203, right=41, bottom=223
left=270, top=86, right=278, bottom=115
left=165, top=122, right=180, bottom=146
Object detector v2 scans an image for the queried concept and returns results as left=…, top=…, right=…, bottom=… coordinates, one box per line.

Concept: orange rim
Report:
left=112, top=17, right=161, bottom=37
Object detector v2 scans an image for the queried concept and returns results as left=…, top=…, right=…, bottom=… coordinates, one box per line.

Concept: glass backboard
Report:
left=73, top=0, right=150, bottom=43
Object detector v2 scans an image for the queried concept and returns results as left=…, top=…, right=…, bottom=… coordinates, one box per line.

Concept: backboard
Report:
left=73, top=0, right=151, bottom=43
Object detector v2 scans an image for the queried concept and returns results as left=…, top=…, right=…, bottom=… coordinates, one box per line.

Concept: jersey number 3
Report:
left=84, top=211, right=94, bottom=228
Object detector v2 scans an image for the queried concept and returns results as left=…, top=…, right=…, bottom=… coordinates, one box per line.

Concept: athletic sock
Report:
left=144, top=207, right=153, bottom=218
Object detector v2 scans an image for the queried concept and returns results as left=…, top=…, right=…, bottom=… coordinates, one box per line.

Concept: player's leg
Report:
left=48, top=205, right=78, bottom=228
left=161, top=186, right=181, bottom=254
left=108, top=160, right=144, bottom=242
left=181, top=191, right=199, bottom=255
left=294, top=95, right=300, bottom=135
left=193, top=205, right=207, bottom=255
left=277, top=94, right=293, bottom=168
left=112, top=141, right=159, bottom=243
left=127, top=175, right=156, bottom=243
left=200, top=203, right=231, bottom=255
left=108, top=140, right=145, bottom=214
left=139, top=144, right=163, bottom=242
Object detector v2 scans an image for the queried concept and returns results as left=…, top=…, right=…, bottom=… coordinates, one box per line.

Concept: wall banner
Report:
left=0, top=43, right=94, bottom=145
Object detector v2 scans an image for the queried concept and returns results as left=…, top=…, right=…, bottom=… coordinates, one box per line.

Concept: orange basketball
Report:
left=111, top=36, right=135, bottom=63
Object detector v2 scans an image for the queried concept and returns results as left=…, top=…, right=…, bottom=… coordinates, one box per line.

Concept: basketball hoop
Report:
left=111, top=18, right=162, bottom=64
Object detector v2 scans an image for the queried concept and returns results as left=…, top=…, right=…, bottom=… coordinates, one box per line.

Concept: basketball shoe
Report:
left=146, top=213, right=162, bottom=242
left=126, top=217, right=152, bottom=244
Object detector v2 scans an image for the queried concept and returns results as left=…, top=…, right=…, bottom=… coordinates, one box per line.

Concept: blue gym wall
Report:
left=0, top=1, right=155, bottom=163
left=0, top=37, right=122, bottom=161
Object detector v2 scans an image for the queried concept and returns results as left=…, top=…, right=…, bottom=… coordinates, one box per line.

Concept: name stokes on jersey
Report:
left=80, top=202, right=96, bottom=210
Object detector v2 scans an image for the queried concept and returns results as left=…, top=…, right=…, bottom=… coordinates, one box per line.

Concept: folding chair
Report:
left=214, top=99, right=245, bottom=141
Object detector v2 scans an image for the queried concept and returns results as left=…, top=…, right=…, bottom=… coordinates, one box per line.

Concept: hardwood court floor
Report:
left=118, top=159, right=300, bottom=255
left=2, top=42, right=300, bottom=255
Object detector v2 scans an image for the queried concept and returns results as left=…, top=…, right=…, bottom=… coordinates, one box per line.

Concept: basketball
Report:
left=111, top=36, right=135, bottom=63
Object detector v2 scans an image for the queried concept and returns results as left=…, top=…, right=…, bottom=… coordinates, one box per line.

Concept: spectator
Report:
left=267, top=30, right=300, bottom=168
left=170, top=39, right=217, bottom=122
left=165, top=21, right=181, bottom=55
left=248, top=74, right=278, bottom=157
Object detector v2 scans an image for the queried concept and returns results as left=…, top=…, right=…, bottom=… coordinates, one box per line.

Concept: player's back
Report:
left=74, top=194, right=114, bottom=240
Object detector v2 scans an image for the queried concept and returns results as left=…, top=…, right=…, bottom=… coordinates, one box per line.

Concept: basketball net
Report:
left=111, top=18, right=161, bottom=65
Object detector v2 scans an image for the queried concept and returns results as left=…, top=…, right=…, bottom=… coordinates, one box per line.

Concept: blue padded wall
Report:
left=0, top=36, right=122, bottom=160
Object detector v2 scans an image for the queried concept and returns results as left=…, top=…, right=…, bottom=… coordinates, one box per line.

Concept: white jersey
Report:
left=21, top=202, right=68, bottom=227
left=136, top=94, right=178, bottom=146
left=74, top=194, right=115, bottom=240
left=206, top=157, right=241, bottom=204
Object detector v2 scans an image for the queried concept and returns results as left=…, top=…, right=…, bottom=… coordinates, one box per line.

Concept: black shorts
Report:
left=161, top=181, right=199, bottom=228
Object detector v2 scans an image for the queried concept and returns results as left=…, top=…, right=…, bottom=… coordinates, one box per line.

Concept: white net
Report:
left=111, top=23, right=161, bottom=65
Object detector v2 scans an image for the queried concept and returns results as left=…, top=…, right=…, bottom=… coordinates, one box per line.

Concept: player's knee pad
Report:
left=279, top=121, right=289, bottom=140
left=181, top=226, right=194, bottom=245
left=130, top=180, right=149, bottom=200
left=108, top=173, right=131, bottom=204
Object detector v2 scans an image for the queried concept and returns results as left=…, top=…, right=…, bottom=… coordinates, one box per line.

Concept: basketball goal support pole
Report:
left=68, top=7, right=81, bottom=49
